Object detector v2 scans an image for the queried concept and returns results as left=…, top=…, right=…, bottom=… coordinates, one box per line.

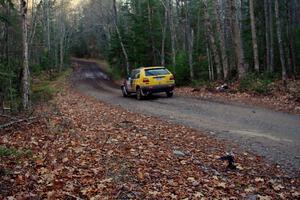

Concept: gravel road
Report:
left=72, top=59, right=300, bottom=174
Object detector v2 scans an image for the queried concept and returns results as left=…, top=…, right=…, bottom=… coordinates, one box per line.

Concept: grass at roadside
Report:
left=31, top=68, right=72, bottom=103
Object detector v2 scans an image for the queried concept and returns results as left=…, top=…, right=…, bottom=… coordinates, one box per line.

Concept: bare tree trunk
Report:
left=183, top=1, right=194, bottom=80
left=264, top=0, right=270, bottom=71
left=204, top=1, right=222, bottom=80
left=112, top=0, right=129, bottom=75
left=229, top=0, right=246, bottom=79
left=161, top=1, right=167, bottom=66
left=169, top=0, right=176, bottom=74
left=29, top=0, right=38, bottom=46
left=196, top=7, right=201, bottom=52
left=5, top=4, right=14, bottom=109
left=249, top=0, right=259, bottom=72
left=206, top=43, right=214, bottom=81
left=291, top=0, right=298, bottom=75
left=269, top=0, right=274, bottom=73
left=237, top=0, right=242, bottom=29
left=183, top=1, right=189, bottom=51
left=188, top=28, right=194, bottom=80
left=225, top=0, right=234, bottom=75
left=275, top=0, right=287, bottom=82
left=4, top=4, right=9, bottom=66
left=42, top=0, right=47, bottom=46
left=20, top=0, right=30, bottom=110
left=147, top=0, right=157, bottom=65
left=115, top=24, right=130, bottom=76
left=59, top=0, right=65, bottom=72
left=47, top=0, right=51, bottom=51
left=286, top=0, right=296, bottom=76
left=59, top=27, right=65, bottom=72
left=213, top=0, right=229, bottom=80
left=113, top=0, right=118, bottom=25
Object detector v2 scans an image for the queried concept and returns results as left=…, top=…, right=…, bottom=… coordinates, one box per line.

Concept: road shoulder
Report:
left=176, top=86, right=300, bottom=115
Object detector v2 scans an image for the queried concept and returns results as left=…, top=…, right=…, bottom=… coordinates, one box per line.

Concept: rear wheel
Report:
left=166, top=91, right=173, bottom=98
left=121, top=86, right=128, bottom=97
left=136, top=88, right=143, bottom=100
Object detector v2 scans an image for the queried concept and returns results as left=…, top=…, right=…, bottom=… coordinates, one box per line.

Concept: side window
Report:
left=135, top=73, right=140, bottom=79
left=131, top=70, right=138, bottom=79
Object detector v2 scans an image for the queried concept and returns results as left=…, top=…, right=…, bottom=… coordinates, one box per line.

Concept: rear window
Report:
left=145, top=68, right=170, bottom=76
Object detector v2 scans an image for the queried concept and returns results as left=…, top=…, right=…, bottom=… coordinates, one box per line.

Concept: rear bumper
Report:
left=141, top=84, right=175, bottom=94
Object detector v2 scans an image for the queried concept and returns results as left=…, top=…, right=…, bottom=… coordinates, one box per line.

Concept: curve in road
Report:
left=71, top=59, right=300, bottom=175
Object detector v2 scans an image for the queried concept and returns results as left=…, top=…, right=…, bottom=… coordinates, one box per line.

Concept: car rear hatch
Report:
left=144, top=68, right=174, bottom=86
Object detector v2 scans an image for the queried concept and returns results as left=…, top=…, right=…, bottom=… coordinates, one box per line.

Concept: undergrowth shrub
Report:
left=239, top=73, right=274, bottom=95
left=167, top=51, right=190, bottom=86
left=32, top=80, right=57, bottom=103
left=191, top=79, right=216, bottom=89
left=287, top=81, right=300, bottom=101
left=107, top=65, right=122, bottom=80
left=31, top=68, right=71, bottom=103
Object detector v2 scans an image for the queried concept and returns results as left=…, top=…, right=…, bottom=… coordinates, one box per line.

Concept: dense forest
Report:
left=0, top=0, right=75, bottom=110
left=1, top=0, right=300, bottom=110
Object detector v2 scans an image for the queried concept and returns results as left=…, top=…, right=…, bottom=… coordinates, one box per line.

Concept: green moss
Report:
left=0, top=146, right=31, bottom=159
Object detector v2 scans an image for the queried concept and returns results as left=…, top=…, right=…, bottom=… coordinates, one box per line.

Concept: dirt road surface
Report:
left=72, top=59, right=300, bottom=174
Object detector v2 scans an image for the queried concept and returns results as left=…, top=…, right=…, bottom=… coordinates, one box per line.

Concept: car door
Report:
left=131, top=70, right=140, bottom=92
left=126, top=70, right=137, bottom=92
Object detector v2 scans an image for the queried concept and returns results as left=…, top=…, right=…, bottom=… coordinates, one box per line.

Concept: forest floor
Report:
left=0, top=65, right=300, bottom=199
left=176, top=80, right=300, bottom=115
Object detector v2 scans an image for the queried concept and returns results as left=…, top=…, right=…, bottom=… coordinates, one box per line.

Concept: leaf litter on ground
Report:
left=176, top=80, right=300, bottom=115
left=0, top=83, right=299, bottom=199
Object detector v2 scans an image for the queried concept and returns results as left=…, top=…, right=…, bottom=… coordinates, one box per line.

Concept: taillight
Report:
left=170, top=76, right=175, bottom=80
left=143, top=78, right=150, bottom=83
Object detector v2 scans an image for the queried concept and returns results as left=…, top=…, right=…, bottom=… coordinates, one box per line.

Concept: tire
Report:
left=136, top=88, right=143, bottom=100
left=166, top=91, right=173, bottom=98
left=121, top=86, right=128, bottom=97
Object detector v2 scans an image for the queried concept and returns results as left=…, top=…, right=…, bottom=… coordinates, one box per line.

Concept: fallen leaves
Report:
left=255, top=177, right=264, bottom=182
left=0, top=84, right=299, bottom=199
left=176, top=80, right=300, bottom=115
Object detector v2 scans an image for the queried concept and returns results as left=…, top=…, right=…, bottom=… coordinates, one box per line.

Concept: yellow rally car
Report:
left=121, top=66, right=175, bottom=100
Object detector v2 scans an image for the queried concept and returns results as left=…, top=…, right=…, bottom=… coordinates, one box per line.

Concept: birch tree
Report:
left=112, top=0, right=130, bottom=75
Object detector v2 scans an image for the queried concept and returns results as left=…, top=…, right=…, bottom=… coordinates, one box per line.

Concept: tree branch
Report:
left=0, top=116, right=37, bottom=130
